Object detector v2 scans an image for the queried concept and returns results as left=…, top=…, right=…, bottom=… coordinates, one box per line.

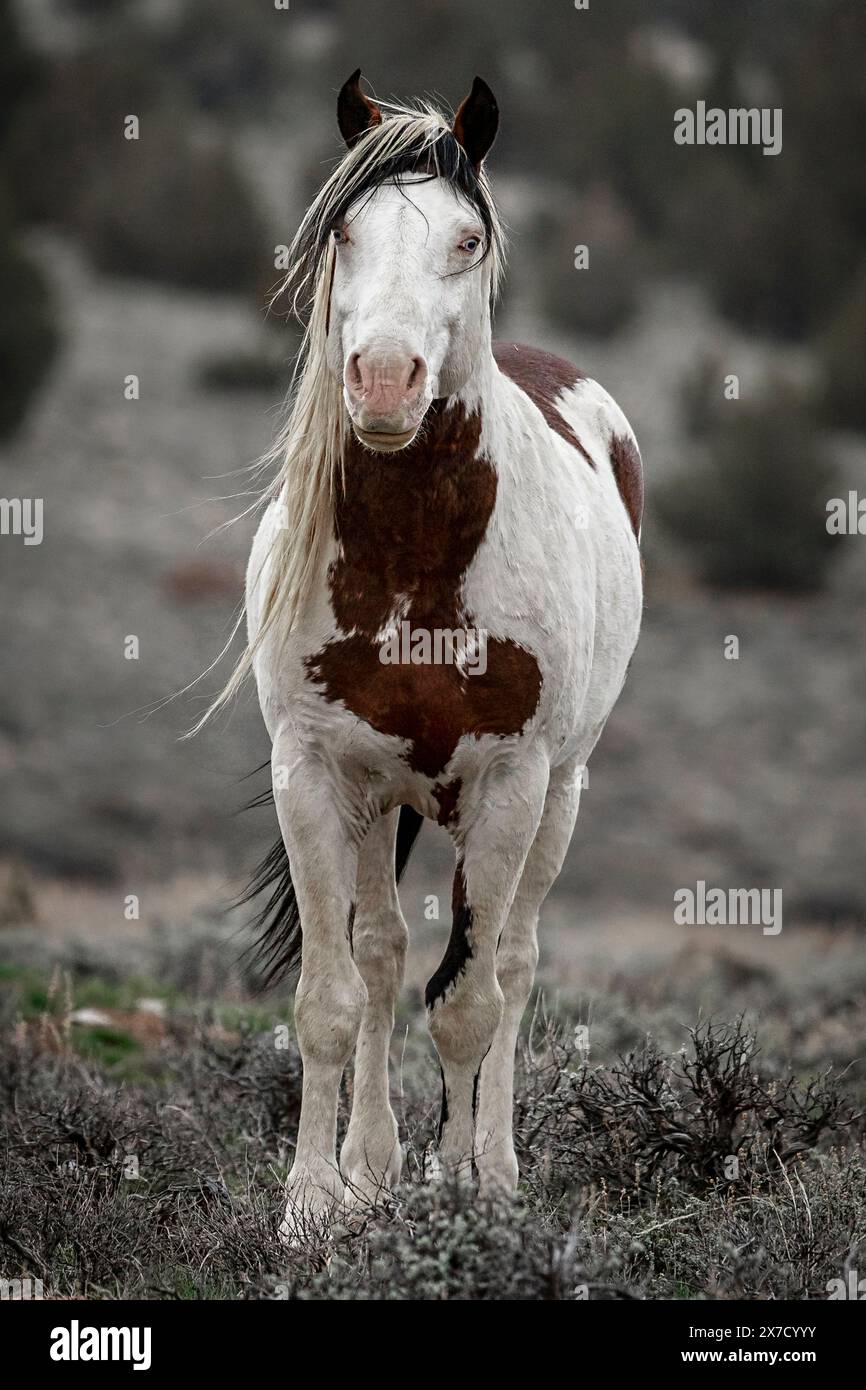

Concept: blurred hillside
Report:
left=0, top=0, right=865, bottom=930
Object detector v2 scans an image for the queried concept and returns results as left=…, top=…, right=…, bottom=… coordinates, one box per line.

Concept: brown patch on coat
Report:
left=434, top=778, right=462, bottom=827
left=609, top=431, right=644, bottom=539
left=305, top=401, right=542, bottom=779
left=493, top=341, right=595, bottom=467
left=426, top=864, right=473, bottom=1009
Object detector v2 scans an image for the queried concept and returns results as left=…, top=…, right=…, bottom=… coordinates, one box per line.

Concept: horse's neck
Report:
left=330, top=366, right=501, bottom=633
left=337, top=348, right=500, bottom=528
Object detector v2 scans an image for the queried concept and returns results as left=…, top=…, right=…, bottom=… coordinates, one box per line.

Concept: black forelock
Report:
left=319, top=128, right=496, bottom=267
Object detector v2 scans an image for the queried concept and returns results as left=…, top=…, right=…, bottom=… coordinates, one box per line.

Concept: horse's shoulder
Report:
left=492, top=340, right=588, bottom=398
left=492, top=341, right=642, bottom=540
left=563, top=375, right=643, bottom=540
left=492, top=340, right=594, bottom=467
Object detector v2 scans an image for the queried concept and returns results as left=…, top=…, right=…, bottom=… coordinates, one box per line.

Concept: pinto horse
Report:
left=214, top=72, right=643, bottom=1236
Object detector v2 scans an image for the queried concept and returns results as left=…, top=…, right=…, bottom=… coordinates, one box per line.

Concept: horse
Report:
left=210, top=71, right=643, bottom=1238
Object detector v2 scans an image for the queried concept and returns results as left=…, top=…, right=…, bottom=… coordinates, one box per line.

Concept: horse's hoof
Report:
left=424, top=1147, right=475, bottom=1186
left=279, top=1165, right=344, bottom=1247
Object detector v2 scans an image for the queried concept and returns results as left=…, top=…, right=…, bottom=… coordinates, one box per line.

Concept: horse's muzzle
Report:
left=351, top=423, right=421, bottom=452
left=344, top=343, right=429, bottom=448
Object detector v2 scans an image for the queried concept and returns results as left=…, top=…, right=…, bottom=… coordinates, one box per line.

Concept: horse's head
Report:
left=324, top=72, right=500, bottom=452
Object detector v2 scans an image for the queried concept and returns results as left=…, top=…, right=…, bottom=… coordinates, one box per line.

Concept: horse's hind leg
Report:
left=474, top=756, right=582, bottom=1195
left=426, top=752, right=550, bottom=1182
left=341, top=810, right=408, bottom=1207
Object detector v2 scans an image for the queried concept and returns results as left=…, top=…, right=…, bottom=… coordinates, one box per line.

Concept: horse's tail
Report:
left=238, top=773, right=423, bottom=990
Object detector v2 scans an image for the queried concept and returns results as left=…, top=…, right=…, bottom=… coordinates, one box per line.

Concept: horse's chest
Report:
left=306, top=622, right=541, bottom=780
left=302, top=417, right=543, bottom=781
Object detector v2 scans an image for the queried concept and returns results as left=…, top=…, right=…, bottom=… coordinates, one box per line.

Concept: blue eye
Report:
left=332, top=226, right=347, bottom=244
left=461, top=236, right=481, bottom=253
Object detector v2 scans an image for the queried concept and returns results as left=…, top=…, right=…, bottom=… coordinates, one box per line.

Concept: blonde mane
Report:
left=191, top=98, right=506, bottom=733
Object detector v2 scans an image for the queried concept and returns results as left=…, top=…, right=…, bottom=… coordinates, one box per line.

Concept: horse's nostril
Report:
left=407, top=356, right=427, bottom=393
left=346, top=352, right=364, bottom=396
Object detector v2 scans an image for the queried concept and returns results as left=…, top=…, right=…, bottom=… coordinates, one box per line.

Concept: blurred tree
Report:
left=154, top=0, right=295, bottom=114
left=0, top=0, right=59, bottom=441
left=673, top=0, right=866, bottom=339
left=76, top=116, right=267, bottom=293
left=0, top=206, right=57, bottom=441
left=530, top=186, right=642, bottom=339
left=5, top=49, right=162, bottom=227
left=5, top=42, right=267, bottom=295
left=819, top=264, right=866, bottom=432
left=657, top=384, right=840, bottom=592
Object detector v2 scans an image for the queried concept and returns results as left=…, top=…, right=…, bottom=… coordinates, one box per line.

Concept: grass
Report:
left=0, top=942, right=863, bottom=1301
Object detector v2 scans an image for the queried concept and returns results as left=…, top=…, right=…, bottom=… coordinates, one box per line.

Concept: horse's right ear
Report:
left=337, top=69, right=383, bottom=148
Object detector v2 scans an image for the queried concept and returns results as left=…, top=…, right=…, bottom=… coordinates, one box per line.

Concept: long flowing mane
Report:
left=192, top=97, right=506, bottom=733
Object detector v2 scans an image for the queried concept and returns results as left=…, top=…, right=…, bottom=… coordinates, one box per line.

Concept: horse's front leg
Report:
left=426, top=754, right=549, bottom=1180
left=475, top=756, right=582, bottom=1195
left=340, top=809, right=408, bottom=1207
left=271, top=739, right=366, bottom=1242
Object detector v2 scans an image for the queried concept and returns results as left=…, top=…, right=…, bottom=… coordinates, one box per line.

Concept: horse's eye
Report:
left=460, top=236, right=481, bottom=253
left=332, top=226, right=347, bottom=245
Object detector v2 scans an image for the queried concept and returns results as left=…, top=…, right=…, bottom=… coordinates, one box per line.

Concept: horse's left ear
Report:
left=337, top=68, right=383, bottom=148
left=452, top=76, right=499, bottom=171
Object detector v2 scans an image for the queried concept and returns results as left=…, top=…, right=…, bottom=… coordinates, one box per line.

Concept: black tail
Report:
left=238, top=775, right=423, bottom=990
